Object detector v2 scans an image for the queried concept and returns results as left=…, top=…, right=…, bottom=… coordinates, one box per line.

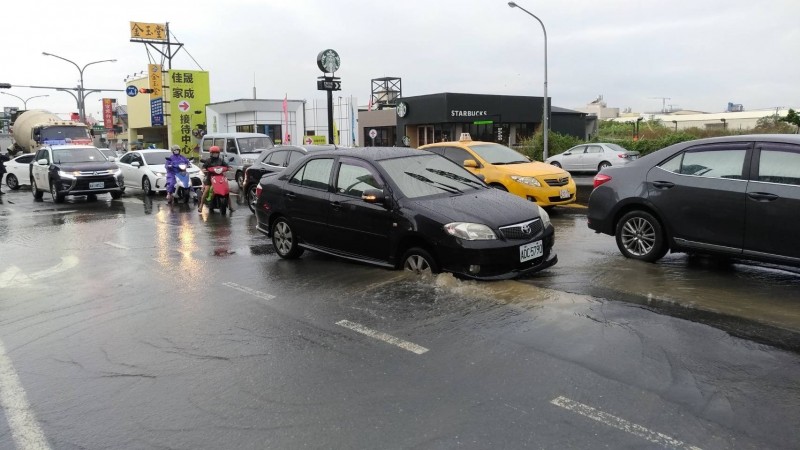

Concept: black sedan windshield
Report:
left=378, top=154, right=485, bottom=199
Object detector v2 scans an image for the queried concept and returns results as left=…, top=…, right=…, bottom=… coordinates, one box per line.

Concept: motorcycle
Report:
left=204, top=165, right=231, bottom=215
left=174, top=163, right=200, bottom=204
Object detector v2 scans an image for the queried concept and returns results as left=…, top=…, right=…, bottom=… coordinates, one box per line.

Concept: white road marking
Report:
left=0, top=338, right=52, bottom=450
left=103, top=241, right=130, bottom=250
left=0, top=256, right=79, bottom=289
left=336, top=320, right=429, bottom=355
left=222, top=282, right=276, bottom=301
left=550, top=396, right=702, bottom=450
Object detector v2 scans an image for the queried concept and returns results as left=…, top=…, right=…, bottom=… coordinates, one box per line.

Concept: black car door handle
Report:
left=747, top=192, right=778, bottom=202
left=285, top=192, right=296, bottom=199
left=652, top=181, right=675, bottom=189
left=330, top=201, right=342, bottom=210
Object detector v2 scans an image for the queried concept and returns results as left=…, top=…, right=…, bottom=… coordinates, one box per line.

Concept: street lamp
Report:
left=508, top=1, right=549, bottom=160
left=42, top=52, right=116, bottom=123
left=0, top=92, right=49, bottom=109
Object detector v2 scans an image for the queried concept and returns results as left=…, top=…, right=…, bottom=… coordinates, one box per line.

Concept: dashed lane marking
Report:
left=336, top=320, right=429, bottom=355
left=0, top=338, right=52, bottom=450
left=104, top=242, right=130, bottom=250
left=550, top=396, right=702, bottom=450
left=222, top=282, right=276, bottom=301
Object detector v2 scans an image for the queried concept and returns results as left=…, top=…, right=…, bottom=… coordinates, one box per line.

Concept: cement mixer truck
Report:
left=7, top=109, right=92, bottom=155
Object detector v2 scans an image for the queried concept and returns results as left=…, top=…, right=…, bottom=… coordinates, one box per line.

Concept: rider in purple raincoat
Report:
left=165, top=145, right=190, bottom=204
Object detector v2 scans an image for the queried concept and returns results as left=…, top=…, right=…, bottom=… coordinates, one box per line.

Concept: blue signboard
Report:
left=151, top=98, right=164, bottom=126
left=126, top=86, right=138, bottom=97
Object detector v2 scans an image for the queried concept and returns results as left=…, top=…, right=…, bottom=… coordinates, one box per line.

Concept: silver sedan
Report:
left=546, top=143, right=639, bottom=172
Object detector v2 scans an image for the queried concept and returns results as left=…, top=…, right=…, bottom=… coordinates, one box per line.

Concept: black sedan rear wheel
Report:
left=272, top=217, right=304, bottom=259
left=401, top=247, right=440, bottom=276
left=615, top=210, right=668, bottom=262
left=247, top=184, right=257, bottom=213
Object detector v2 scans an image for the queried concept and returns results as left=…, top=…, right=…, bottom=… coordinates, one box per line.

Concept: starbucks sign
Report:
left=317, top=49, right=341, bottom=74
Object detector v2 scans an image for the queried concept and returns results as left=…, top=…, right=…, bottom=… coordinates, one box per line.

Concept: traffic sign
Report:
left=369, top=129, right=377, bottom=139
left=126, top=86, right=138, bottom=97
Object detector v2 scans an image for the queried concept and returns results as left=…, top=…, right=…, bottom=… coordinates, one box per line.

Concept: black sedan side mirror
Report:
left=362, top=188, right=386, bottom=205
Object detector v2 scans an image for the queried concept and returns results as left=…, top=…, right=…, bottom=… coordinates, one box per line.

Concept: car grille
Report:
left=499, top=218, right=543, bottom=240
left=544, top=176, right=570, bottom=187
left=77, top=170, right=116, bottom=176
left=548, top=193, right=574, bottom=202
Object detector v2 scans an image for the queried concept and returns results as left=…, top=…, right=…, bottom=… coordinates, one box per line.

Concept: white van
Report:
left=200, top=132, right=274, bottom=186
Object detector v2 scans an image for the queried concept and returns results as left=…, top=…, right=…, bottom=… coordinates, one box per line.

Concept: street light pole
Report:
left=0, top=92, right=49, bottom=109
left=508, top=1, right=549, bottom=160
left=42, top=52, right=116, bottom=123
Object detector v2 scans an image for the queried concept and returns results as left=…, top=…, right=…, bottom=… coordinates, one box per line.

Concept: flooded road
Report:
left=0, top=189, right=799, bottom=449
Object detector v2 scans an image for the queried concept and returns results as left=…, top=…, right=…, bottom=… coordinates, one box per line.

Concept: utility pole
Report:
left=649, top=97, right=671, bottom=113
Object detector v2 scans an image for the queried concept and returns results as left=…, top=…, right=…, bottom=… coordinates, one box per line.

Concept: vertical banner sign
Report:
left=168, top=70, right=210, bottom=155
left=148, top=64, right=163, bottom=98
left=151, top=98, right=164, bottom=126
left=102, top=98, right=114, bottom=129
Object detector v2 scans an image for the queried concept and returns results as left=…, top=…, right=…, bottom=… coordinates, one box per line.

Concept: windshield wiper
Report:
left=404, top=172, right=462, bottom=194
left=425, top=168, right=485, bottom=187
left=492, top=161, right=528, bottom=165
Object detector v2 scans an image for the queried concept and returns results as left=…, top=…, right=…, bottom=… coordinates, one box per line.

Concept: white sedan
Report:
left=116, top=149, right=202, bottom=195
left=545, top=143, right=639, bottom=173
left=2, top=153, right=36, bottom=190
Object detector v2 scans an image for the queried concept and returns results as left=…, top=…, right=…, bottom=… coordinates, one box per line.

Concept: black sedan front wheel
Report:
left=247, top=184, right=257, bottom=213
left=615, top=210, right=668, bottom=262
left=272, top=217, right=304, bottom=259
left=401, top=247, right=440, bottom=276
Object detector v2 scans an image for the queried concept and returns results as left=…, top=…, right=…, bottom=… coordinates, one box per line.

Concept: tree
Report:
left=781, top=109, right=800, bottom=133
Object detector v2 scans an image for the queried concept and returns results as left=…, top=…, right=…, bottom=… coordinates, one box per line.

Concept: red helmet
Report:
left=209, top=145, right=220, bottom=154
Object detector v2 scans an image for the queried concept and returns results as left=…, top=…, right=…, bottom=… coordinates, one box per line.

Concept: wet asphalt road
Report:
left=0, top=187, right=799, bottom=449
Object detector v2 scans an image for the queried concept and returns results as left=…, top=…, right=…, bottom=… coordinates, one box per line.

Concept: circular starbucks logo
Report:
left=317, top=49, right=341, bottom=74
left=396, top=102, right=408, bottom=118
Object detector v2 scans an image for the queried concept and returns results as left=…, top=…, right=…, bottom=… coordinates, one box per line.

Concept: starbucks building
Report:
left=358, top=91, right=592, bottom=148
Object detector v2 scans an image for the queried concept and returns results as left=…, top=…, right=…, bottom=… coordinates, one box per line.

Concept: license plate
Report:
left=89, top=182, right=104, bottom=189
left=520, top=240, right=543, bottom=262
left=559, top=189, right=570, bottom=199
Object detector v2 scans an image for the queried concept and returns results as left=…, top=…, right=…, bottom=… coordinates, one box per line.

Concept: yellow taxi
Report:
left=420, top=134, right=577, bottom=207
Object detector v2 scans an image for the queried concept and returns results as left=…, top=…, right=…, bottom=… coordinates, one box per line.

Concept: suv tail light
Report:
left=593, top=174, right=612, bottom=189
left=255, top=184, right=263, bottom=199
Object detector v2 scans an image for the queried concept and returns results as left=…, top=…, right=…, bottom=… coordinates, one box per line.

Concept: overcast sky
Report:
left=3, top=0, right=799, bottom=120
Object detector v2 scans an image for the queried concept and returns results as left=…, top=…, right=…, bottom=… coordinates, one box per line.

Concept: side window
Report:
left=443, top=147, right=476, bottom=167
left=568, top=145, right=586, bottom=154
left=757, top=146, right=800, bottom=186
left=202, top=139, right=214, bottom=152
left=586, top=145, right=603, bottom=154
left=35, top=149, right=47, bottom=162
left=675, top=149, right=746, bottom=179
left=289, top=158, right=333, bottom=190
left=659, top=153, right=683, bottom=173
left=214, top=138, right=225, bottom=150
left=286, top=151, right=303, bottom=165
left=119, top=153, right=133, bottom=164
left=335, top=161, right=382, bottom=198
left=226, top=139, right=237, bottom=154
left=18, top=155, right=34, bottom=164
left=265, top=151, right=287, bottom=167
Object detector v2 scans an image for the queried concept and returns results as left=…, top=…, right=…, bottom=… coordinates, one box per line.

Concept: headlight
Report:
left=510, top=175, right=541, bottom=187
left=537, top=205, right=551, bottom=229
left=444, top=222, right=497, bottom=240
left=112, top=169, right=122, bottom=177
left=57, top=170, right=78, bottom=179
left=153, top=171, right=166, bottom=178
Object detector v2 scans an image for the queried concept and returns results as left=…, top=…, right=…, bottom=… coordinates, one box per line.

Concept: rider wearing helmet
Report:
left=165, top=145, right=190, bottom=204
left=198, top=145, right=232, bottom=213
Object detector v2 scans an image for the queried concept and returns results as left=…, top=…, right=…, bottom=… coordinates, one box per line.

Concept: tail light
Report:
left=593, top=174, right=612, bottom=189
left=255, top=184, right=263, bottom=198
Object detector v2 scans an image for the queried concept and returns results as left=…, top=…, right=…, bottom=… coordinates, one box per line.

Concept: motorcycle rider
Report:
left=198, top=145, right=233, bottom=213
left=165, top=145, right=190, bottom=204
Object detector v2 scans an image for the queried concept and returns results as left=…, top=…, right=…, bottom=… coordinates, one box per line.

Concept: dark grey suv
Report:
left=587, top=134, right=800, bottom=267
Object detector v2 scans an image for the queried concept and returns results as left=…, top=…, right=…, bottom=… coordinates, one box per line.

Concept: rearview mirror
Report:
left=37, top=158, right=48, bottom=165
left=463, top=159, right=479, bottom=168
left=132, top=161, right=141, bottom=168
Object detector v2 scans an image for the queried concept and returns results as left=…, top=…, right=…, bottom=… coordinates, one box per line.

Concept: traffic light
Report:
left=0, top=83, right=11, bottom=89
left=138, top=87, right=153, bottom=94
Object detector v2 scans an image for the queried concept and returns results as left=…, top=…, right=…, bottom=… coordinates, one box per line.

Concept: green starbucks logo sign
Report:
left=317, top=49, right=341, bottom=74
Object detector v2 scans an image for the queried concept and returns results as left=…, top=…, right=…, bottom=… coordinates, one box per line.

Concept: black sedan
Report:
left=588, top=134, right=800, bottom=267
left=243, top=144, right=337, bottom=212
left=254, top=147, right=557, bottom=280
